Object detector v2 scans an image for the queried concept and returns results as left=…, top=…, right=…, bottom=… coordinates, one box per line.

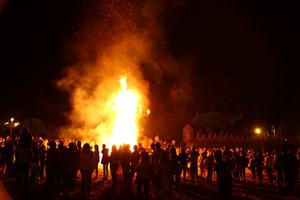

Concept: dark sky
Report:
left=0, top=0, right=299, bottom=130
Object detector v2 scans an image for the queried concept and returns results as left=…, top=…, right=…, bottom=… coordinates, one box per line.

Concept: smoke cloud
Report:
left=57, top=0, right=178, bottom=143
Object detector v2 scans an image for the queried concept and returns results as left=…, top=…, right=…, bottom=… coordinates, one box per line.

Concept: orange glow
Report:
left=109, top=76, right=139, bottom=148
left=254, top=128, right=262, bottom=135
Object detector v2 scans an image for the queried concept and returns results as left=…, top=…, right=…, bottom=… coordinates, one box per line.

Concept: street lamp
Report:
left=254, top=127, right=262, bottom=135
left=4, top=117, right=20, bottom=139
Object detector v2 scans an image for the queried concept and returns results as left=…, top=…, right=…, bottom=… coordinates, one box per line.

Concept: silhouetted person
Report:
left=30, top=141, right=40, bottom=183
left=75, top=141, right=81, bottom=178
left=265, top=152, right=274, bottom=184
left=0, top=144, right=5, bottom=174
left=77, top=141, right=82, bottom=152
left=255, top=151, right=264, bottom=184
left=178, top=147, right=188, bottom=183
left=233, top=152, right=241, bottom=182
left=79, top=143, right=94, bottom=197
left=57, top=141, right=68, bottom=192
left=151, top=142, right=170, bottom=199
left=136, top=151, right=151, bottom=200
left=101, top=144, right=109, bottom=180
left=94, top=144, right=100, bottom=179
left=46, top=141, right=58, bottom=187
left=66, top=142, right=78, bottom=190
left=215, top=150, right=232, bottom=200
left=240, top=150, right=248, bottom=179
left=169, top=147, right=179, bottom=187
left=190, top=146, right=199, bottom=185
left=4, top=140, right=14, bottom=177
left=130, top=145, right=140, bottom=182
left=206, top=151, right=214, bottom=184
left=15, top=128, right=32, bottom=187
left=38, top=140, right=46, bottom=179
left=249, top=153, right=256, bottom=179
left=283, top=148, right=297, bottom=193
left=274, top=150, right=284, bottom=190
left=138, top=142, right=145, bottom=152
left=109, top=145, right=119, bottom=188
left=200, top=151, right=207, bottom=177
left=120, top=144, right=132, bottom=193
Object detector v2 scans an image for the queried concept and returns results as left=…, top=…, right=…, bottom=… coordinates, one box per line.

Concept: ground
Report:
left=0, top=169, right=299, bottom=200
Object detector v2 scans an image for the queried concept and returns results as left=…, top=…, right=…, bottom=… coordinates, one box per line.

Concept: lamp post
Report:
left=4, top=117, right=20, bottom=139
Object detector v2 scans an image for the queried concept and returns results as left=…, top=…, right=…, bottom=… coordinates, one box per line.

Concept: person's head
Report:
left=49, top=141, right=56, bottom=149
left=140, top=151, right=150, bottom=164
left=133, top=145, right=138, bottom=151
left=77, top=141, right=81, bottom=148
left=125, top=144, right=130, bottom=152
left=69, top=142, right=75, bottom=150
left=95, top=144, right=99, bottom=151
left=181, top=147, right=186, bottom=153
left=192, top=146, right=196, bottom=152
left=214, top=149, right=223, bottom=162
left=82, top=143, right=91, bottom=153
left=112, top=145, right=117, bottom=152
left=102, top=144, right=106, bottom=149
left=19, top=127, right=32, bottom=147
left=138, top=142, right=143, bottom=148
left=151, top=143, right=155, bottom=150
left=170, top=147, right=177, bottom=156
left=155, top=142, right=161, bottom=150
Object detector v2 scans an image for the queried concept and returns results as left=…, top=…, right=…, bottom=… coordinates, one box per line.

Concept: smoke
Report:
left=57, top=0, right=177, bottom=143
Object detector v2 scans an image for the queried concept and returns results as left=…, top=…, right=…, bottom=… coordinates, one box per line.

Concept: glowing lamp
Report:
left=254, top=128, right=262, bottom=135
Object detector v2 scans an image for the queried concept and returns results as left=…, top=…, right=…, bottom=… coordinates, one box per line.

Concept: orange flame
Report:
left=109, top=76, right=139, bottom=147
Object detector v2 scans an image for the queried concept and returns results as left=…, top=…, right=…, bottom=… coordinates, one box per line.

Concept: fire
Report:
left=108, top=76, right=139, bottom=148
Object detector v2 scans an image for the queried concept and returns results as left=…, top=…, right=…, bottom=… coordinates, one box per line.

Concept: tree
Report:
left=23, top=118, right=48, bottom=137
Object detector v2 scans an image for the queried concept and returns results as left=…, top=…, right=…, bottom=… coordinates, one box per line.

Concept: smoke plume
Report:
left=57, top=0, right=176, bottom=143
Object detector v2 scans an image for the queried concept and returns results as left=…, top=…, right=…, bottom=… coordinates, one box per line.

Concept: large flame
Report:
left=109, top=76, right=139, bottom=147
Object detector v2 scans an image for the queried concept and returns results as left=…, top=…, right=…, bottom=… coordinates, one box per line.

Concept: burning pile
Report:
left=109, top=76, right=139, bottom=147
left=57, top=0, right=174, bottom=147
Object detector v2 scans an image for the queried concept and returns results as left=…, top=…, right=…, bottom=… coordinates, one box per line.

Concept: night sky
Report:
left=0, top=0, right=299, bottom=132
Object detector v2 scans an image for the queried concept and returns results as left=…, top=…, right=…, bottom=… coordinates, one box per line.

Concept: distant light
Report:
left=146, top=109, right=151, bottom=115
left=254, top=128, right=262, bottom=135
left=14, top=122, right=20, bottom=127
left=10, top=118, right=14, bottom=122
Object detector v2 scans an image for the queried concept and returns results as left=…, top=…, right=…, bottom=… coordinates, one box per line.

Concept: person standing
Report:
left=130, top=145, right=140, bottom=183
left=190, top=146, right=199, bottom=185
left=15, top=128, right=32, bottom=187
left=169, top=147, right=179, bottom=188
left=109, top=145, right=119, bottom=188
left=79, top=143, right=94, bottom=197
left=178, top=147, right=188, bottom=183
left=214, top=150, right=232, bottom=200
left=101, top=144, right=109, bottom=180
left=136, top=151, right=151, bottom=200
left=38, top=140, right=46, bottom=180
left=265, top=152, right=274, bottom=184
left=206, top=151, right=215, bottom=184
left=255, top=151, right=264, bottom=184
left=94, top=145, right=100, bottom=179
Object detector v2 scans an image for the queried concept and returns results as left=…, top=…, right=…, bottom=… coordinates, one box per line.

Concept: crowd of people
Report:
left=0, top=128, right=299, bottom=200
